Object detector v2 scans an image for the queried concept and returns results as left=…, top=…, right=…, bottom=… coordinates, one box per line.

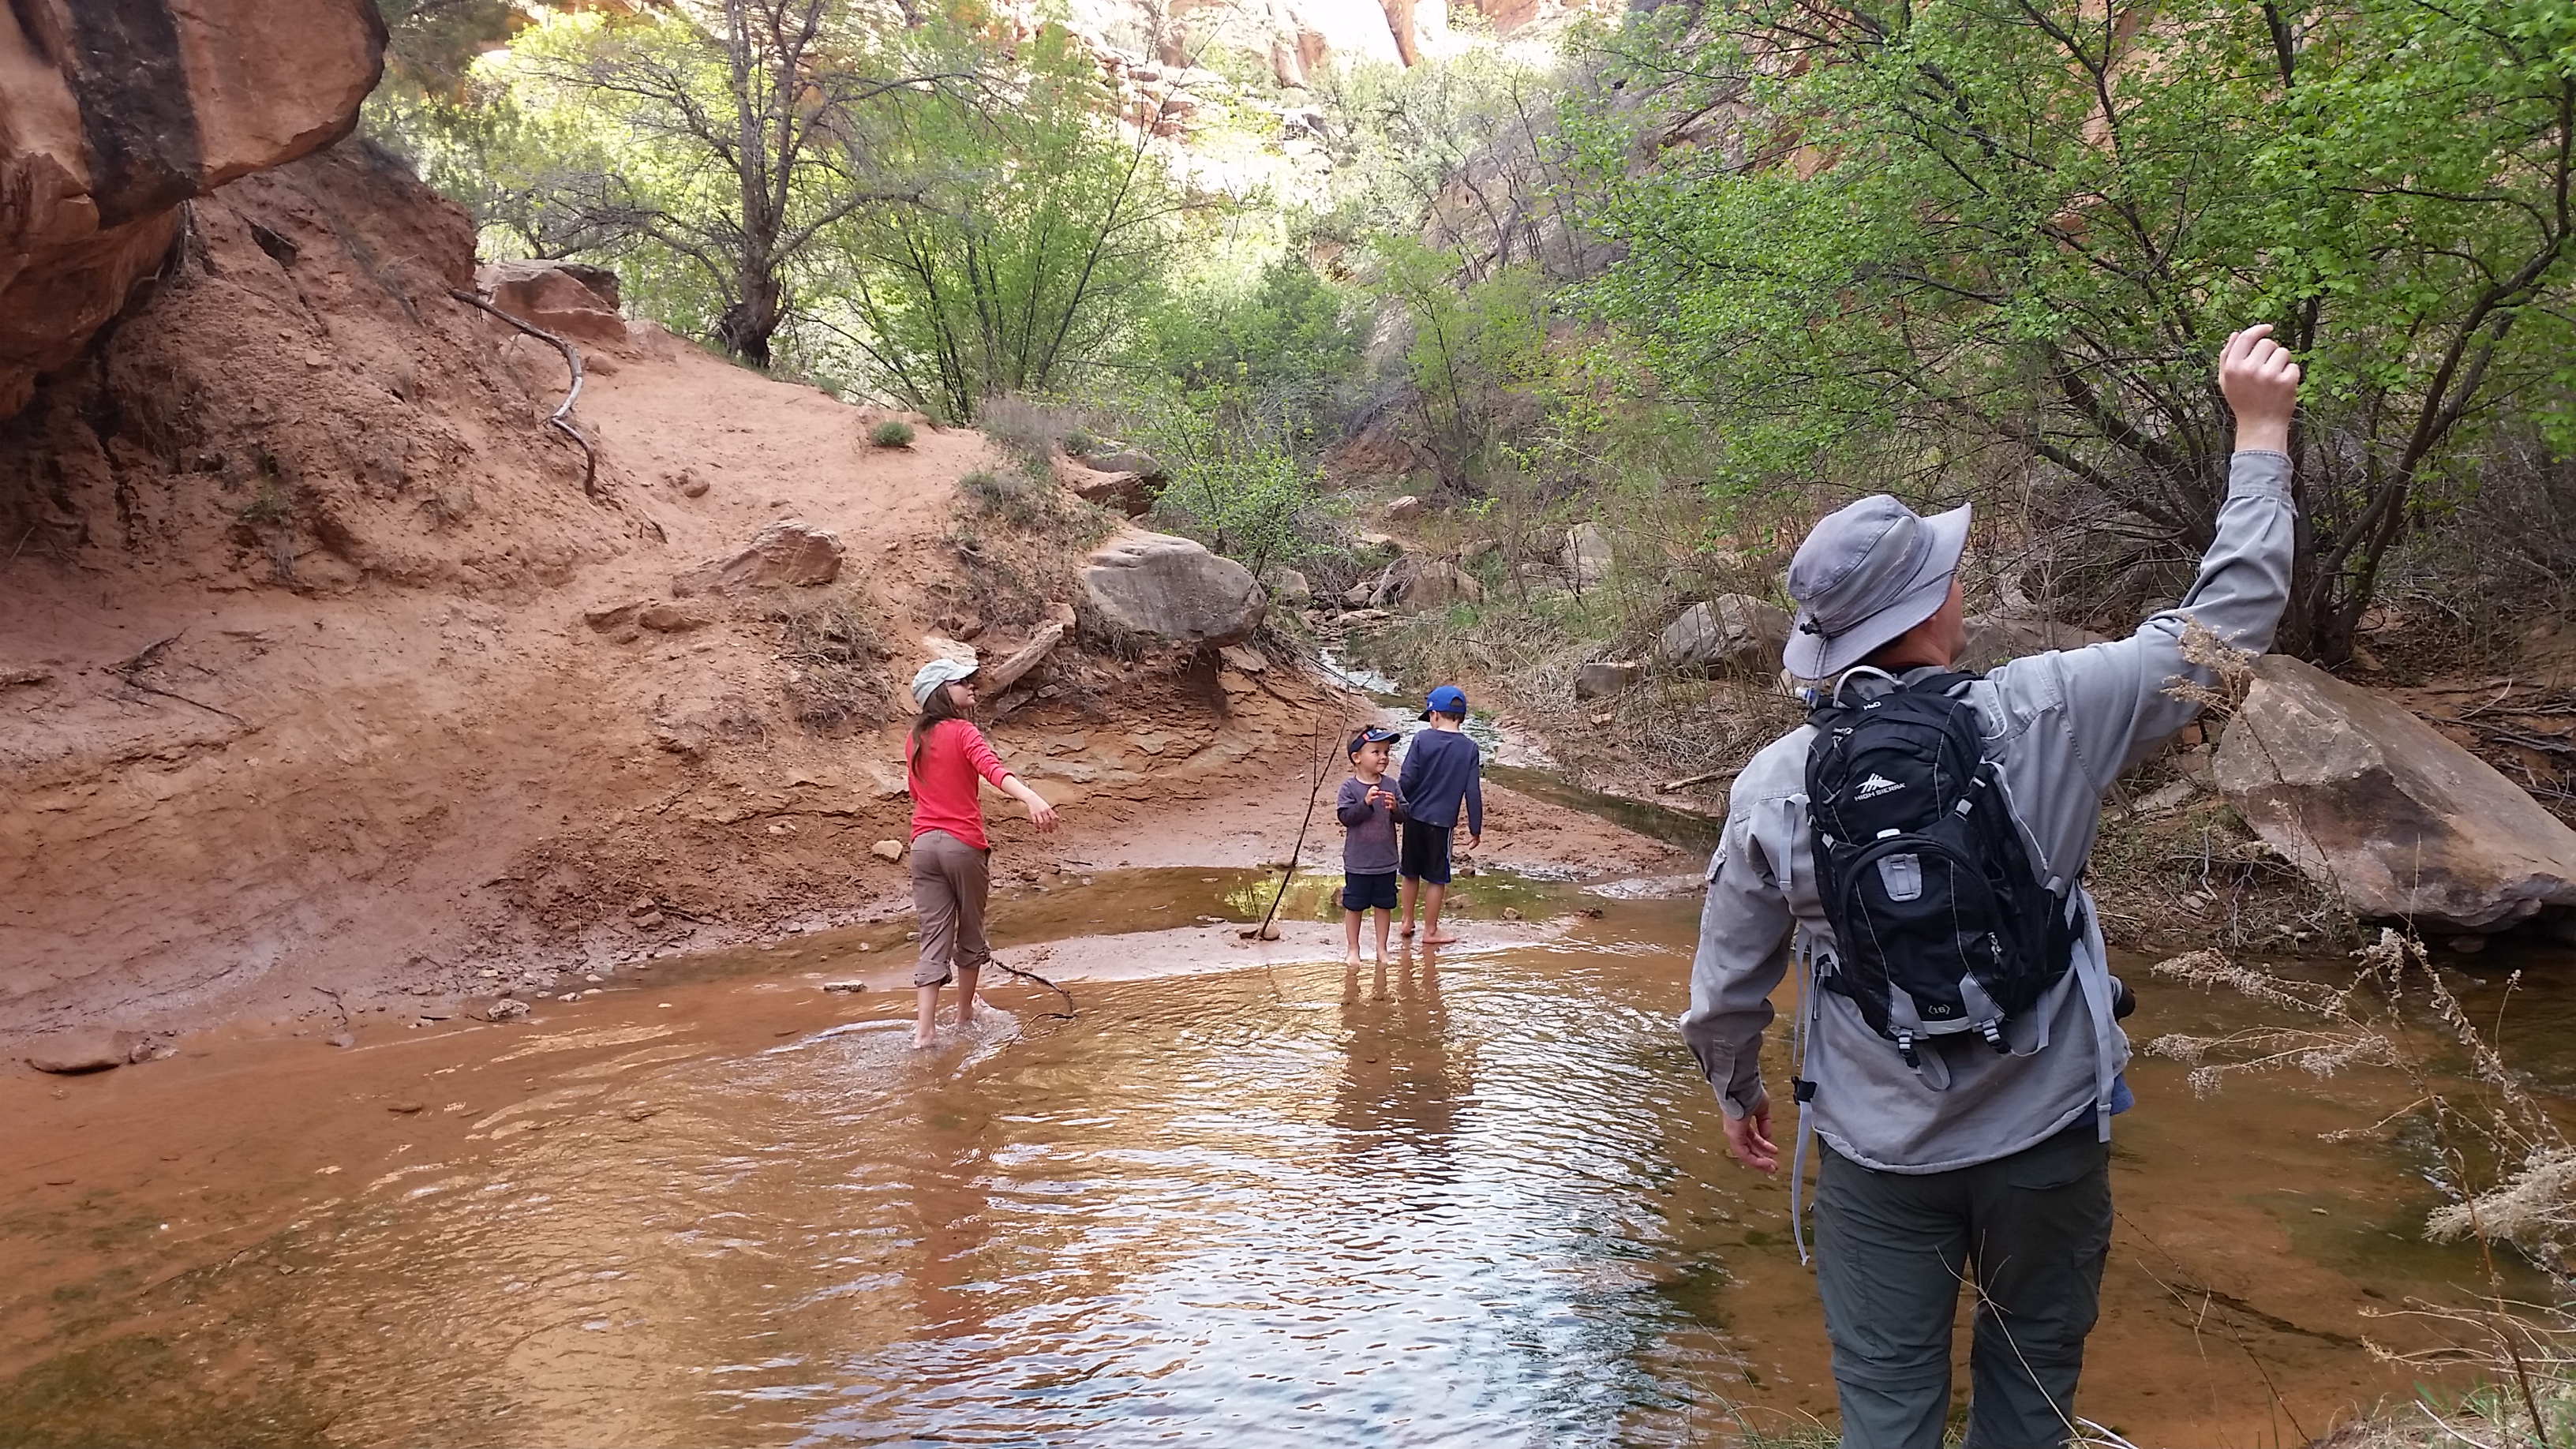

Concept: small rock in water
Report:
left=1500, top=907, right=1523, bottom=921
left=2447, top=934, right=2488, bottom=955
left=388, top=1100, right=425, bottom=1114
left=488, top=998, right=530, bottom=1021
left=326, top=1032, right=356, bottom=1050
left=585, top=973, right=606, bottom=983
left=822, top=981, right=867, bottom=994
left=856, top=942, right=872, bottom=953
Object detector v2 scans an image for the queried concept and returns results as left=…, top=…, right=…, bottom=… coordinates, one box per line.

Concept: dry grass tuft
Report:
left=2148, top=927, right=2576, bottom=1446
left=765, top=589, right=889, bottom=735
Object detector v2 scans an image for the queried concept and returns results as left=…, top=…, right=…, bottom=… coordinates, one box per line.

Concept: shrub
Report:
left=764, top=590, right=889, bottom=734
left=868, top=418, right=915, bottom=449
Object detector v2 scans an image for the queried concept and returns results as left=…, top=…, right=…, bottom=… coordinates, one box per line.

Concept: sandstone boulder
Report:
left=24, top=1029, right=137, bottom=1074
left=1402, top=560, right=1484, bottom=611
left=674, top=521, right=844, bottom=596
left=1266, top=568, right=1312, bottom=605
left=0, top=0, right=388, bottom=420
left=1080, top=527, right=1267, bottom=645
left=1959, top=612, right=2113, bottom=672
left=474, top=260, right=627, bottom=346
left=1662, top=595, right=1790, bottom=674
left=1083, top=447, right=1167, bottom=481
left=1052, top=454, right=1155, bottom=516
left=1563, top=522, right=1611, bottom=586
left=2213, top=654, right=2576, bottom=931
left=1575, top=661, right=1642, bottom=699
left=1383, top=494, right=1425, bottom=522
left=983, top=621, right=1065, bottom=692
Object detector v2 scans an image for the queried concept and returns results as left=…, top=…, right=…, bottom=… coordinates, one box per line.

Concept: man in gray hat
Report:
left=1682, top=325, right=2303, bottom=1447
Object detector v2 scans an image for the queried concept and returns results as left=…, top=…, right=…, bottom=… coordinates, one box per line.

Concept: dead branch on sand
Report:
left=447, top=288, right=599, bottom=496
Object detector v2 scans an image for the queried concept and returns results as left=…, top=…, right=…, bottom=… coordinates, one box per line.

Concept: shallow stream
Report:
left=6, top=857, right=2570, bottom=1447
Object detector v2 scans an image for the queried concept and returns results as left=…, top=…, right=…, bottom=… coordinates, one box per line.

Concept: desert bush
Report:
left=765, top=589, right=889, bottom=735
left=867, top=419, right=915, bottom=449
left=975, top=395, right=1080, bottom=474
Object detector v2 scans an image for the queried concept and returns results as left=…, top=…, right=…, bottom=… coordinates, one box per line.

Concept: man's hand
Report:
left=1724, top=1090, right=1778, bottom=1174
left=2220, top=324, right=2301, bottom=455
left=1466, top=833, right=1480, bottom=852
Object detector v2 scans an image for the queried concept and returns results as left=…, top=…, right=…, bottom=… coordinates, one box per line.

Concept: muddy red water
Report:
left=0, top=870, right=2551, bottom=1447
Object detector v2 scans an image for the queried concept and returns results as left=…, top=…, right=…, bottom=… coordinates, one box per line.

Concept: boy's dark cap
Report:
left=1347, top=725, right=1399, bottom=756
left=1419, top=684, right=1467, bottom=721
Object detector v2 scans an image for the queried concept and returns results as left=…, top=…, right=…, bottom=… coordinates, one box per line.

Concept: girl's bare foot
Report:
left=1423, top=931, right=1459, bottom=945
left=1344, top=951, right=1365, bottom=968
left=912, top=1031, right=936, bottom=1049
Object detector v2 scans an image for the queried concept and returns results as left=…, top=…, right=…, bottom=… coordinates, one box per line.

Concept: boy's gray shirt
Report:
left=1682, top=451, right=2294, bottom=1173
left=1338, top=774, right=1405, bottom=874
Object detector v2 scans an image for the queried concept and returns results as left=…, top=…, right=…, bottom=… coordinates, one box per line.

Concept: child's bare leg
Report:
left=956, top=964, right=982, bottom=1027
left=1421, top=883, right=1457, bottom=944
left=1372, top=907, right=1392, bottom=964
left=1398, top=876, right=1419, bottom=935
left=912, top=983, right=941, bottom=1047
left=1343, top=908, right=1365, bottom=966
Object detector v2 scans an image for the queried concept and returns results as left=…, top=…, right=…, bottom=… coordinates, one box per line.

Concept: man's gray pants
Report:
left=1814, top=1122, right=2111, bottom=1449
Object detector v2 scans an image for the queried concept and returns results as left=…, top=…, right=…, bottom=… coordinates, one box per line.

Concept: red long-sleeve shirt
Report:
left=907, top=718, right=1015, bottom=850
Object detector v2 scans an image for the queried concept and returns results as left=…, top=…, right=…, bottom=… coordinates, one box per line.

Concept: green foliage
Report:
left=1141, top=253, right=1368, bottom=413
left=815, top=21, right=1184, bottom=421
left=1370, top=240, right=1555, bottom=489
left=1129, top=396, right=1331, bottom=578
left=868, top=418, right=916, bottom=449
left=1563, top=0, right=2576, bottom=660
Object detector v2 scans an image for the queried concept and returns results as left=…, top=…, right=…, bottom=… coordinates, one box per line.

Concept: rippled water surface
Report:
left=1, top=878, right=2562, bottom=1447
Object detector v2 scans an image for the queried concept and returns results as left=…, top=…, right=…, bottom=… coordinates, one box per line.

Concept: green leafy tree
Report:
left=1566, top=0, right=2576, bottom=661
left=814, top=21, right=1189, bottom=421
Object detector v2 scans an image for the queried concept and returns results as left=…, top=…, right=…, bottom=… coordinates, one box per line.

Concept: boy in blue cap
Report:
left=1397, top=684, right=1483, bottom=944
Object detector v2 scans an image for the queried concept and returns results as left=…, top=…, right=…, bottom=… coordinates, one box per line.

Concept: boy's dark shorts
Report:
left=1398, top=822, right=1453, bottom=886
left=1342, top=871, right=1399, bottom=912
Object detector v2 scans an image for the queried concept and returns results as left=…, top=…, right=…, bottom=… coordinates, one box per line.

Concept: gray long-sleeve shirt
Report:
left=1680, top=451, right=2294, bottom=1173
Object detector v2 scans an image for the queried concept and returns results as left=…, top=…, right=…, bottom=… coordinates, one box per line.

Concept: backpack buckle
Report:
left=1979, top=1019, right=2009, bottom=1054
left=1895, top=1031, right=1919, bottom=1069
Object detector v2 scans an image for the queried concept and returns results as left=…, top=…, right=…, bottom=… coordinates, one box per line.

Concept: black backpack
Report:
left=1804, top=671, right=2079, bottom=1068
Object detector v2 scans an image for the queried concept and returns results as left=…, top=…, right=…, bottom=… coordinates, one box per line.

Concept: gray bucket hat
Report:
left=1782, top=495, right=1971, bottom=678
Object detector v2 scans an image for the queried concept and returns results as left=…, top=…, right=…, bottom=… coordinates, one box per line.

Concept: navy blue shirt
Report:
left=1397, top=727, right=1484, bottom=836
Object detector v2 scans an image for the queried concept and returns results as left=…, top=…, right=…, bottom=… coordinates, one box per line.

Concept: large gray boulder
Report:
left=1959, top=612, right=2111, bottom=671
left=1663, top=595, right=1791, bottom=674
left=1080, top=528, right=1267, bottom=645
left=2214, top=654, right=2576, bottom=931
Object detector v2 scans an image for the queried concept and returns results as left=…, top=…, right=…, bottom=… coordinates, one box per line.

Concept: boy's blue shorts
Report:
left=1398, top=822, right=1453, bottom=886
left=1342, top=871, right=1399, bottom=912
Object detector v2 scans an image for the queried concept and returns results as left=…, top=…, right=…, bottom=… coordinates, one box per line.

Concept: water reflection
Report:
left=1334, top=951, right=1465, bottom=1171
left=0, top=897, right=2558, bottom=1448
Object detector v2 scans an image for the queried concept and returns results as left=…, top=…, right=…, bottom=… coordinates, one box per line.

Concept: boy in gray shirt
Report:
left=1335, top=726, right=1406, bottom=967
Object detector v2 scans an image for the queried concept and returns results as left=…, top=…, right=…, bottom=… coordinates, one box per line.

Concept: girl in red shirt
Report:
left=905, top=657, right=1058, bottom=1048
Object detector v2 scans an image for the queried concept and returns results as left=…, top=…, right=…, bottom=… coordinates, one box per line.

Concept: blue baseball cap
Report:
left=1419, top=684, right=1468, bottom=720
left=1347, top=724, right=1399, bottom=757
